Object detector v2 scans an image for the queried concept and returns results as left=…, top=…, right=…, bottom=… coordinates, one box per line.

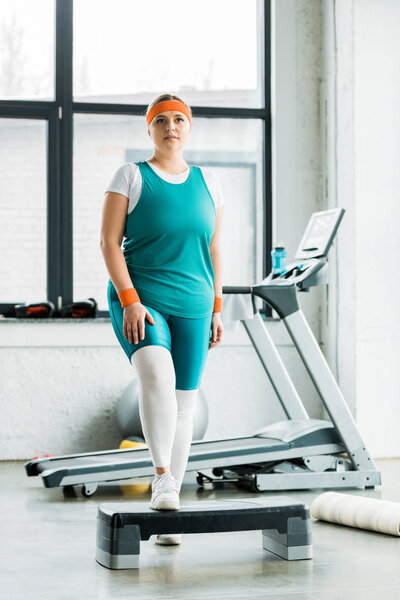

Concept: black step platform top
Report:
left=97, top=496, right=310, bottom=541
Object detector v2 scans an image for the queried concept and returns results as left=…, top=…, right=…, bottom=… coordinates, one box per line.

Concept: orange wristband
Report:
left=118, top=287, right=140, bottom=308
left=213, top=296, right=223, bottom=313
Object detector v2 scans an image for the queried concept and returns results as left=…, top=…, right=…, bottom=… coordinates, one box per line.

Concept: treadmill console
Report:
left=294, top=207, right=345, bottom=260
left=263, top=208, right=345, bottom=291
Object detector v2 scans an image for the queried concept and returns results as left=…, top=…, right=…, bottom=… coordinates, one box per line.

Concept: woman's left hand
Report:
left=209, top=313, right=224, bottom=349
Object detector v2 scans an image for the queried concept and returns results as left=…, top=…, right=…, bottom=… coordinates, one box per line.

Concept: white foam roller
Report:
left=310, top=492, right=400, bottom=536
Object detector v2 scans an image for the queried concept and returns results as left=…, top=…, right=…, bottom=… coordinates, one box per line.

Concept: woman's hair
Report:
left=145, top=93, right=192, bottom=124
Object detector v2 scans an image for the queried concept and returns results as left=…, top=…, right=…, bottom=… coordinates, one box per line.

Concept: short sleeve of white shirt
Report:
left=104, top=162, right=132, bottom=199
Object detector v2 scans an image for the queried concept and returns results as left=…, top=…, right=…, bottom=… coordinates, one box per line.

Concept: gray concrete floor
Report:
left=1, top=458, right=400, bottom=600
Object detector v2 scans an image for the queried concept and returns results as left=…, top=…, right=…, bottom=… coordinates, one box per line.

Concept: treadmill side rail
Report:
left=284, top=310, right=378, bottom=472
left=254, top=469, right=381, bottom=491
left=243, top=312, right=309, bottom=421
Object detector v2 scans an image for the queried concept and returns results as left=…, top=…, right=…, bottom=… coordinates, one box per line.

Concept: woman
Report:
left=100, top=93, right=224, bottom=545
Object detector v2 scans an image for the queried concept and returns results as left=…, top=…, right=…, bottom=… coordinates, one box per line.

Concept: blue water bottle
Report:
left=271, top=242, right=287, bottom=275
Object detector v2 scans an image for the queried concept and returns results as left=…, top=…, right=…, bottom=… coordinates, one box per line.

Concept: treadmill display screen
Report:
left=294, top=208, right=344, bottom=260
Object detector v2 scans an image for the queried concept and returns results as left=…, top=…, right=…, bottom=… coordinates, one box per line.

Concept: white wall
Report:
left=320, top=0, right=357, bottom=418
left=353, top=0, right=400, bottom=456
left=320, top=0, right=400, bottom=457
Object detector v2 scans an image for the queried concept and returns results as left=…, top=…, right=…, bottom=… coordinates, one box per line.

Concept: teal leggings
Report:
left=107, top=280, right=213, bottom=390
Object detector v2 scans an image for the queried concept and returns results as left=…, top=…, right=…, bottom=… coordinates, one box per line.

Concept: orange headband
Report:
left=146, top=100, right=192, bottom=127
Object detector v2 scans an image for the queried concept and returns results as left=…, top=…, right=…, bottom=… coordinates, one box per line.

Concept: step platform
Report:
left=96, top=496, right=313, bottom=569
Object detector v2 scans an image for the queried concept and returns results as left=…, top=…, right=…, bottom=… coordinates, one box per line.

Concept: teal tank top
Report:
left=121, top=160, right=216, bottom=318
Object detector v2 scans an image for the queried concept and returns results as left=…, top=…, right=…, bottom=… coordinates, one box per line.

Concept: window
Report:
left=0, top=0, right=55, bottom=101
left=0, top=119, right=47, bottom=303
left=0, top=0, right=271, bottom=317
left=73, top=0, right=264, bottom=108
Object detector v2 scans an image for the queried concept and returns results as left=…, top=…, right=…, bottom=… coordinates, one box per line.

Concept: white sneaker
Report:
left=155, top=533, right=182, bottom=545
left=150, top=472, right=180, bottom=510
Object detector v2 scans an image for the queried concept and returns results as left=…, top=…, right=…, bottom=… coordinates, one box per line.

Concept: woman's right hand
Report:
left=123, top=302, right=155, bottom=345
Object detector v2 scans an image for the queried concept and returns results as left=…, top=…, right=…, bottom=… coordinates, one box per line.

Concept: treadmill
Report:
left=25, top=207, right=382, bottom=497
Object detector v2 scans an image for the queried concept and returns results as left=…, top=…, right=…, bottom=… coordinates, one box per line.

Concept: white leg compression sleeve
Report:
left=131, top=345, right=177, bottom=468
left=170, top=388, right=198, bottom=493
left=130, top=345, right=198, bottom=491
